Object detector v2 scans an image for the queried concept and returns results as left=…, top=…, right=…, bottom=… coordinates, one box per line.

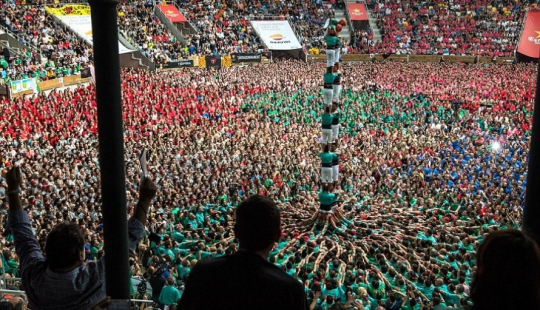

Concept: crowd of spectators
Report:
left=175, top=0, right=336, bottom=55
left=349, top=27, right=380, bottom=54
left=0, top=59, right=535, bottom=309
left=0, top=0, right=534, bottom=84
left=0, top=2, right=92, bottom=83
left=369, top=0, right=527, bottom=56
left=117, top=0, right=184, bottom=64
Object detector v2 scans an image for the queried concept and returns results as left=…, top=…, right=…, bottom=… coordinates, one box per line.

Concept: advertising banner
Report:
left=347, top=3, right=368, bottom=21
left=10, top=78, right=38, bottom=94
left=81, top=67, right=92, bottom=78
left=157, top=4, right=187, bottom=23
left=46, top=5, right=134, bottom=54
left=231, top=53, right=262, bottom=63
left=250, top=20, right=302, bottom=50
left=167, top=59, right=194, bottom=68
left=518, top=11, right=540, bottom=58
left=205, top=56, right=221, bottom=69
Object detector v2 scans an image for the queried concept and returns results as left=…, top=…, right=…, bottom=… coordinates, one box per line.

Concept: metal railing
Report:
left=153, top=4, right=187, bottom=45
left=174, top=2, right=199, bottom=34
left=0, top=24, right=44, bottom=59
left=343, top=3, right=355, bottom=41
left=286, top=15, right=304, bottom=44
left=0, top=290, right=155, bottom=306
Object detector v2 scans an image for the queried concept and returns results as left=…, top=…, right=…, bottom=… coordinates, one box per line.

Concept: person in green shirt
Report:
left=319, top=144, right=334, bottom=185
left=324, top=26, right=339, bottom=70
left=91, top=240, right=101, bottom=260
left=323, top=70, right=337, bottom=108
left=45, top=60, right=55, bottom=70
left=0, top=57, right=8, bottom=70
left=319, top=188, right=338, bottom=212
left=159, top=277, right=181, bottom=306
left=322, top=105, right=333, bottom=144
left=172, top=224, right=185, bottom=243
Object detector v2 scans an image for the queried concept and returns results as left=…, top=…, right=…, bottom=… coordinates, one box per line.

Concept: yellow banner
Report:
left=198, top=56, right=206, bottom=68
left=222, top=56, right=232, bottom=67
left=45, top=4, right=91, bottom=16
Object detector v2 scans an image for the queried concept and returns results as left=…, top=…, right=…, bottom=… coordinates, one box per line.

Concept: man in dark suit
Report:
left=177, top=195, right=309, bottom=310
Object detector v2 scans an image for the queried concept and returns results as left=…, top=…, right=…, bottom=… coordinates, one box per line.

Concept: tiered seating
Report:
left=370, top=0, right=525, bottom=56
left=174, top=0, right=334, bottom=54
left=174, top=0, right=262, bottom=55
left=117, top=0, right=184, bottom=63
left=0, top=3, right=92, bottom=82
left=349, top=27, right=380, bottom=54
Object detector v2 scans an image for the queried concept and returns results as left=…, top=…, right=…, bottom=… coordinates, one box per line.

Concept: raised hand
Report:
left=6, top=166, right=21, bottom=192
left=139, top=177, right=157, bottom=204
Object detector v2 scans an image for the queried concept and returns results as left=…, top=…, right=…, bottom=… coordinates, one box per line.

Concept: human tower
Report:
left=303, top=18, right=351, bottom=232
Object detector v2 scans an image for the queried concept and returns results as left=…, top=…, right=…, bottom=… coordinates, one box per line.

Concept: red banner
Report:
left=518, top=10, right=540, bottom=58
left=157, top=4, right=187, bottom=23
left=347, top=3, right=368, bottom=21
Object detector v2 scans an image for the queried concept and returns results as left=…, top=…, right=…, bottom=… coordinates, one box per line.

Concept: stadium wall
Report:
left=307, top=54, right=515, bottom=64
left=7, top=74, right=92, bottom=99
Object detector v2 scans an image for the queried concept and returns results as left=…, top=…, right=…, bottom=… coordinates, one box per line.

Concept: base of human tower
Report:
left=301, top=205, right=350, bottom=233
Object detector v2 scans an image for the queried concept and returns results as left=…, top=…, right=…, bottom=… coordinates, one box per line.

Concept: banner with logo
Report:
left=347, top=3, right=368, bottom=21
left=81, top=67, right=92, bottom=78
left=518, top=11, right=540, bottom=58
left=205, top=56, right=222, bottom=69
left=157, top=4, right=187, bottom=23
left=231, top=53, right=262, bottom=63
left=45, top=5, right=134, bottom=54
left=250, top=20, right=302, bottom=50
left=10, top=78, right=38, bottom=94
left=166, top=59, right=194, bottom=68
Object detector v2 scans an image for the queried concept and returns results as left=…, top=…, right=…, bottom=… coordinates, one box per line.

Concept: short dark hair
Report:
left=329, top=303, right=345, bottom=310
left=45, top=222, right=85, bottom=270
left=234, top=195, right=280, bottom=252
left=0, top=301, right=13, bottom=310
left=471, top=229, right=540, bottom=310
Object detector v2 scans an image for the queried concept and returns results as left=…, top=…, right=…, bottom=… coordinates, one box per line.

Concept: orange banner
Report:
left=518, top=10, right=540, bottom=58
left=157, top=4, right=187, bottom=23
left=347, top=3, right=368, bottom=21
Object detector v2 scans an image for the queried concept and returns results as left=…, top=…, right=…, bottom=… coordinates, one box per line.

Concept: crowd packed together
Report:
left=118, top=0, right=183, bottom=64
left=175, top=0, right=336, bottom=56
left=0, top=2, right=93, bottom=83
left=0, top=58, right=534, bottom=309
left=0, top=0, right=533, bottom=84
left=368, top=0, right=527, bottom=56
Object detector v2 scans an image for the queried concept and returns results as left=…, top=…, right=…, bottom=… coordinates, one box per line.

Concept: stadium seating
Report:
left=0, top=2, right=92, bottom=82
left=117, top=0, right=184, bottom=64
left=369, top=0, right=524, bottom=56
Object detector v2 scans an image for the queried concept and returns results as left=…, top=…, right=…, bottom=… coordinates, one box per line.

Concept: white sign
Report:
left=250, top=20, right=302, bottom=50
left=10, top=78, right=38, bottom=94
left=55, top=15, right=134, bottom=54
